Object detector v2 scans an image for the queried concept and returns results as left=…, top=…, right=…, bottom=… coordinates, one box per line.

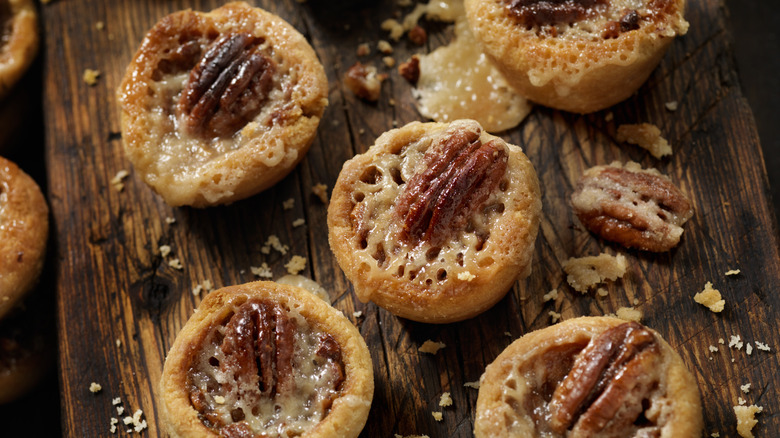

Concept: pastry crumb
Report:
left=711, top=433, right=720, bottom=437
left=383, top=56, right=396, bottom=68
left=562, top=253, right=627, bottom=293
left=418, top=340, right=445, bottom=354
left=285, top=255, right=307, bottom=275
left=464, top=381, right=480, bottom=389
left=262, top=235, right=289, bottom=255
left=168, top=258, right=183, bottom=270
left=734, top=404, right=763, bottom=438
left=159, top=244, right=171, bottom=258
left=694, top=282, right=725, bottom=312
left=251, top=263, right=273, bottom=279
left=665, top=101, right=679, bottom=111
left=719, top=337, right=725, bottom=345
left=312, top=183, right=329, bottom=204
left=110, top=417, right=118, bottom=434
left=381, top=18, right=404, bottom=41
left=439, top=392, right=452, bottom=407
left=292, top=218, right=305, bottom=228
left=95, top=21, right=105, bottom=31
left=708, top=345, right=719, bottom=353
left=543, top=289, right=558, bottom=302
left=741, top=383, right=751, bottom=393
left=615, top=306, right=643, bottom=322
left=597, top=287, right=609, bottom=297
left=746, top=343, right=753, bottom=355
left=729, top=335, right=744, bottom=350
left=192, top=284, right=203, bottom=296
left=549, top=311, right=562, bottom=324
left=432, top=411, right=443, bottom=421
left=377, top=40, right=393, bottom=54
left=165, top=216, right=176, bottom=224
left=755, top=341, right=771, bottom=352
left=457, top=271, right=475, bottom=281
left=115, top=339, right=121, bottom=348
left=116, top=406, right=124, bottom=415
left=89, top=382, right=102, bottom=393
left=356, top=42, right=370, bottom=56
left=111, top=169, right=130, bottom=192
left=282, top=198, right=295, bottom=210
left=83, top=69, right=101, bottom=86
left=214, top=395, right=226, bottom=404
left=353, top=311, right=363, bottom=318
left=616, top=123, right=672, bottom=159
left=725, top=269, right=741, bottom=276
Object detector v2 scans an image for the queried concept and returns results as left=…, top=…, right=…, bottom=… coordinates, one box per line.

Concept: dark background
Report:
left=0, top=0, right=777, bottom=435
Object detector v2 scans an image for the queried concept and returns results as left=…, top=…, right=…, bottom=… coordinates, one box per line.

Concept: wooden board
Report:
left=42, top=0, right=780, bottom=436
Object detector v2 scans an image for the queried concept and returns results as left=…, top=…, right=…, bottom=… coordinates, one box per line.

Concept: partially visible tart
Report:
left=465, top=0, right=689, bottom=113
left=0, top=156, right=48, bottom=321
left=328, top=119, right=541, bottom=323
left=117, top=2, right=328, bottom=207
left=0, top=0, right=38, bottom=100
left=160, top=281, right=373, bottom=438
left=475, top=316, right=703, bottom=437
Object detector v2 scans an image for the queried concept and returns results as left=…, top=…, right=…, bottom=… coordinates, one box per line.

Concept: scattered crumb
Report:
left=597, top=288, right=609, bottom=297
left=755, top=341, right=771, bottom=352
left=439, top=392, right=452, bottom=407
left=110, top=169, right=129, bottom=192
left=543, top=289, right=558, bottom=302
left=418, top=340, right=446, bottom=354
left=262, top=235, right=289, bottom=255
left=738, top=397, right=746, bottom=406
left=615, top=306, right=643, bottom=322
left=312, top=183, right=329, bottom=204
left=746, top=343, right=753, bottom=355
left=353, top=311, right=363, bottom=318
left=89, top=382, right=102, bottom=393
left=292, top=218, right=305, bottom=228
left=251, top=263, right=273, bottom=279
left=725, top=269, right=741, bottom=276
left=83, top=69, right=101, bottom=86
left=711, top=433, right=720, bottom=438
left=665, top=101, right=679, bottom=111
left=112, top=397, right=121, bottom=406
left=159, top=245, right=171, bottom=258
left=734, top=404, right=763, bottom=438
left=110, top=418, right=118, bottom=434
left=741, top=383, right=751, bottom=393
left=719, top=338, right=725, bottom=345
left=214, top=395, right=226, bottom=404
left=605, top=112, right=614, bottom=122
left=168, top=258, right=183, bottom=270
left=128, top=409, right=148, bottom=433
left=616, top=123, right=672, bottom=159
left=464, top=381, right=480, bottom=389
left=344, top=62, right=387, bottom=101
left=708, top=345, right=719, bottom=353
left=382, top=56, right=396, bottom=68
left=504, top=332, right=512, bottom=337
left=381, top=18, right=404, bottom=41
left=408, top=25, right=427, bottom=45
left=432, top=411, right=443, bottom=421
left=729, top=335, right=744, bottom=350
left=165, top=216, right=176, bottom=224
left=285, top=255, right=307, bottom=275
left=562, top=253, right=628, bottom=293
left=115, top=339, right=121, bottom=348
left=282, top=198, right=295, bottom=210
left=549, top=311, right=562, bottom=324
left=694, top=282, right=725, bottom=312
left=377, top=40, right=393, bottom=54
left=632, top=298, right=639, bottom=305
left=457, top=271, right=476, bottom=281
left=116, top=406, right=124, bottom=415
left=95, top=21, right=105, bottom=31
left=192, top=284, right=203, bottom=296
left=356, top=42, right=370, bottom=56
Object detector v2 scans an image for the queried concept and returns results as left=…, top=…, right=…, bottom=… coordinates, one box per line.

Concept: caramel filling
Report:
left=187, top=299, right=345, bottom=437
left=505, top=0, right=608, bottom=27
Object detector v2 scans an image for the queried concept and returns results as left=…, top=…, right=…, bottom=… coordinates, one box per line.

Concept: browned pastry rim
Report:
left=0, top=0, right=38, bottom=100
left=117, top=2, right=328, bottom=207
left=160, top=281, right=374, bottom=438
left=475, top=316, right=703, bottom=437
left=0, top=156, right=48, bottom=321
left=465, top=0, right=689, bottom=113
left=328, top=119, right=541, bottom=323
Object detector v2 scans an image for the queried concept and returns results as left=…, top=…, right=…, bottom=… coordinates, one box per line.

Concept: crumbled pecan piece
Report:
left=178, top=33, right=276, bottom=137
left=408, top=25, right=427, bottom=45
left=571, top=162, right=693, bottom=252
left=344, top=62, right=386, bottom=101
left=549, top=322, right=661, bottom=435
left=398, top=55, right=420, bottom=85
left=395, top=128, right=508, bottom=246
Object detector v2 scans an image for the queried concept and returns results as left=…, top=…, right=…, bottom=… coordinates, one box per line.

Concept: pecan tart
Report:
left=571, top=161, right=694, bottom=252
left=117, top=2, right=328, bottom=207
left=160, top=281, right=373, bottom=438
left=0, top=156, right=48, bottom=321
left=475, top=316, right=703, bottom=437
left=328, top=119, right=541, bottom=323
left=464, top=0, right=689, bottom=113
left=0, top=0, right=38, bottom=100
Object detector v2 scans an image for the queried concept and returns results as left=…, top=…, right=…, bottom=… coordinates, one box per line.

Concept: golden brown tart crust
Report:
left=0, top=0, right=38, bottom=100
left=475, top=316, right=703, bottom=437
left=328, top=119, right=541, bottom=323
left=0, top=156, right=48, bottom=321
left=160, top=281, right=373, bottom=438
left=465, top=0, right=688, bottom=113
left=117, top=2, right=328, bottom=207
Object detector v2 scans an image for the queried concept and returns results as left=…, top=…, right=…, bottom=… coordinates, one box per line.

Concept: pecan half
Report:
left=189, top=299, right=345, bottom=432
left=549, top=322, right=661, bottom=435
left=571, top=163, right=694, bottom=252
left=395, top=128, right=508, bottom=247
left=178, top=33, right=276, bottom=137
left=505, top=0, right=608, bottom=28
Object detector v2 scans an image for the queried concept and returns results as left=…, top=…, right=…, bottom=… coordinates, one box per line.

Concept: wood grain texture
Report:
left=41, top=0, right=779, bottom=436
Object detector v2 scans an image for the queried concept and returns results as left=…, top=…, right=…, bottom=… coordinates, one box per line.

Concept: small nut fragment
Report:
left=398, top=55, right=421, bottom=85
left=344, top=62, right=386, bottom=101
left=571, top=162, right=694, bottom=252
left=549, top=322, right=660, bottom=435
left=408, top=25, right=427, bottom=45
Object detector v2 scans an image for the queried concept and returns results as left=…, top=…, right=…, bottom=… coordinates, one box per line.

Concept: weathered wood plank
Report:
left=42, top=0, right=779, bottom=436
